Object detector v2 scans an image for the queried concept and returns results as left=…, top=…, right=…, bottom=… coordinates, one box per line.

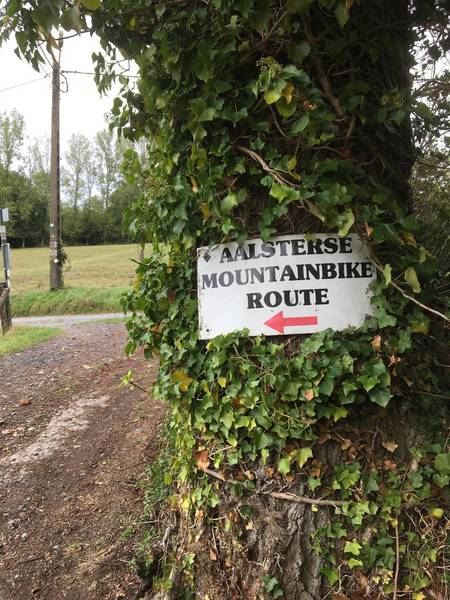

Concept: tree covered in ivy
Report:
left=2, top=1, right=449, bottom=598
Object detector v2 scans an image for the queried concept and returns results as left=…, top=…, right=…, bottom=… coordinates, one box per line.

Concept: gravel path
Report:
left=12, top=312, right=126, bottom=328
left=0, top=322, right=164, bottom=600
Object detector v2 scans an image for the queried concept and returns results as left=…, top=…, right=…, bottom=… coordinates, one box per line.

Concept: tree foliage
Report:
left=2, top=1, right=449, bottom=598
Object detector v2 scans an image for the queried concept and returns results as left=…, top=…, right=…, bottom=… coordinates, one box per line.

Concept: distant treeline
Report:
left=0, top=109, right=143, bottom=247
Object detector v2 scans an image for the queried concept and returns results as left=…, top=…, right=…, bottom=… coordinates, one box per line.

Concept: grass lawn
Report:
left=0, top=326, right=62, bottom=357
left=8, top=244, right=140, bottom=317
left=11, top=244, right=140, bottom=293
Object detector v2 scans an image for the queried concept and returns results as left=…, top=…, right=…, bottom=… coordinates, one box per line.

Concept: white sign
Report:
left=197, top=234, right=376, bottom=339
left=0, top=208, right=9, bottom=223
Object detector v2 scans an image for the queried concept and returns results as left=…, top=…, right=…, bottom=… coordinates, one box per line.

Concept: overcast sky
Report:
left=0, top=33, right=131, bottom=149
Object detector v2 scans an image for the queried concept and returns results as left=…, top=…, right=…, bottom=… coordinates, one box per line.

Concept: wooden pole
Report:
left=49, top=37, right=63, bottom=290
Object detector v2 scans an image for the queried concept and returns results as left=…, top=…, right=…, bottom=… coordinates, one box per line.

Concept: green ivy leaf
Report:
left=338, top=209, right=355, bottom=236
left=277, top=455, right=291, bottom=475
left=404, top=266, right=421, bottom=293
left=383, top=263, right=392, bottom=285
left=344, top=539, right=362, bottom=556
left=434, top=452, right=450, bottom=476
left=335, top=2, right=350, bottom=29
left=369, top=386, right=392, bottom=408
left=81, top=0, right=102, bottom=10
left=249, top=3, right=272, bottom=33
left=276, top=97, right=298, bottom=117
left=286, top=0, right=313, bottom=15
left=292, top=112, right=310, bottom=134
left=295, top=446, right=313, bottom=468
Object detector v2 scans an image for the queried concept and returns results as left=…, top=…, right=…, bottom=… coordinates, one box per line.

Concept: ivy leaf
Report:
left=335, top=2, right=350, bottom=29
left=276, top=97, right=298, bottom=117
left=171, top=370, right=193, bottom=392
left=249, top=3, right=272, bottom=33
left=383, top=263, right=392, bottom=285
left=333, top=406, right=348, bottom=422
left=295, top=446, right=313, bottom=468
left=369, top=387, right=392, bottom=408
left=434, top=452, right=450, bottom=476
left=217, top=377, right=227, bottom=388
left=277, top=455, right=291, bottom=475
left=344, top=539, right=361, bottom=556
left=338, top=209, right=355, bottom=236
left=404, top=266, right=421, bottom=293
left=286, top=0, right=313, bottom=15
left=221, top=192, right=238, bottom=213
left=81, top=0, right=102, bottom=10
left=292, top=112, right=310, bottom=134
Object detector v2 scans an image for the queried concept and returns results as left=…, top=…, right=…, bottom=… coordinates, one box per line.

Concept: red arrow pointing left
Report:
left=264, top=311, right=318, bottom=334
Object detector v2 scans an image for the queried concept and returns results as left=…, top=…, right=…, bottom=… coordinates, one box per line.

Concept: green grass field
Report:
left=0, top=326, right=62, bottom=356
left=11, top=244, right=140, bottom=293
left=9, top=244, right=141, bottom=316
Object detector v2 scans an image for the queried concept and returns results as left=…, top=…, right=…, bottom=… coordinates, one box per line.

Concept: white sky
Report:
left=0, top=32, right=129, bottom=149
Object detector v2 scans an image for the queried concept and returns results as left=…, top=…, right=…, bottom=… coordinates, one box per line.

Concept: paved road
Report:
left=13, top=312, right=126, bottom=328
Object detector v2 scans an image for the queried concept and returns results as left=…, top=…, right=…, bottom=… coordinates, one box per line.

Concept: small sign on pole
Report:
left=0, top=208, right=9, bottom=224
left=197, top=234, right=376, bottom=340
left=2, top=244, right=11, bottom=271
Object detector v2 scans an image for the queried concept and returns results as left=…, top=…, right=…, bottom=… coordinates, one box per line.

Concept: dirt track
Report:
left=0, top=323, right=164, bottom=600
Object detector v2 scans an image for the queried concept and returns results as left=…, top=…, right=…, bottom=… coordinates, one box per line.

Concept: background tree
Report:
left=95, top=129, right=125, bottom=208
left=1, top=2, right=449, bottom=599
left=62, top=133, right=92, bottom=211
left=0, top=109, right=25, bottom=174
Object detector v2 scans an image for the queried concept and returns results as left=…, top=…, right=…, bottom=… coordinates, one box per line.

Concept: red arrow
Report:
left=264, top=311, right=318, bottom=334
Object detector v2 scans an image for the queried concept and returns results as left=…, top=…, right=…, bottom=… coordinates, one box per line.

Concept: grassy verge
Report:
left=11, top=287, right=127, bottom=317
left=0, top=326, right=62, bottom=357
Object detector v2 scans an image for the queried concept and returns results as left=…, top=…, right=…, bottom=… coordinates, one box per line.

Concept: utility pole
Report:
left=49, top=35, right=63, bottom=290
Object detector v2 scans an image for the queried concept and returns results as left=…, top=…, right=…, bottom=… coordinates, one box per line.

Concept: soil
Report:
left=0, top=323, right=165, bottom=600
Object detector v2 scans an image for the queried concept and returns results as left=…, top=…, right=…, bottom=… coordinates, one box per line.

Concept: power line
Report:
left=0, top=74, right=49, bottom=94
left=62, top=69, right=139, bottom=78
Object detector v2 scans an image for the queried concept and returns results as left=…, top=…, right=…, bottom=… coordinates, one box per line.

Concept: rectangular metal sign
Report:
left=197, top=234, right=376, bottom=339
left=0, top=208, right=9, bottom=224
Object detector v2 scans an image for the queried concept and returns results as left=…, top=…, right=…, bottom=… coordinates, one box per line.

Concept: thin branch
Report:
left=269, top=105, right=291, bottom=140
left=236, top=145, right=298, bottom=188
left=304, top=20, right=346, bottom=119
left=393, top=522, right=400, bottom=600
left=261, top=490, right=345, bottom=507
left=372, top=259, right=450, bottom=324
left=203, top=467, right=344, bottom=506
left=239, top=10, right=288, bottom=64
left=344, top=114, right=356, bottom=145
left=389, top=280, right=449, bottom=324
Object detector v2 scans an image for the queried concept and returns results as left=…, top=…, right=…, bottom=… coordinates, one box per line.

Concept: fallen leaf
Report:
left=209, top=549, right=217, bottom=561
left=194, top=449, right=210, bottom=471
left=304, top=389, right=314, bottom=402
left=383, top=458, right=397, bottom=471
left=339, top=437, right=352, bottom=451
left=371, top=335, right=381, bottom=353
left=382, top=441, right=398, bottom=453
left=364, top=222, right=373, bottom=238
left=82, top=364, right=92, bottom=370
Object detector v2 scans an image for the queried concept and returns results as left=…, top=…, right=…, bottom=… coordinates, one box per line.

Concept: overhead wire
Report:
left=0, top=74, right=49, bottom=94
